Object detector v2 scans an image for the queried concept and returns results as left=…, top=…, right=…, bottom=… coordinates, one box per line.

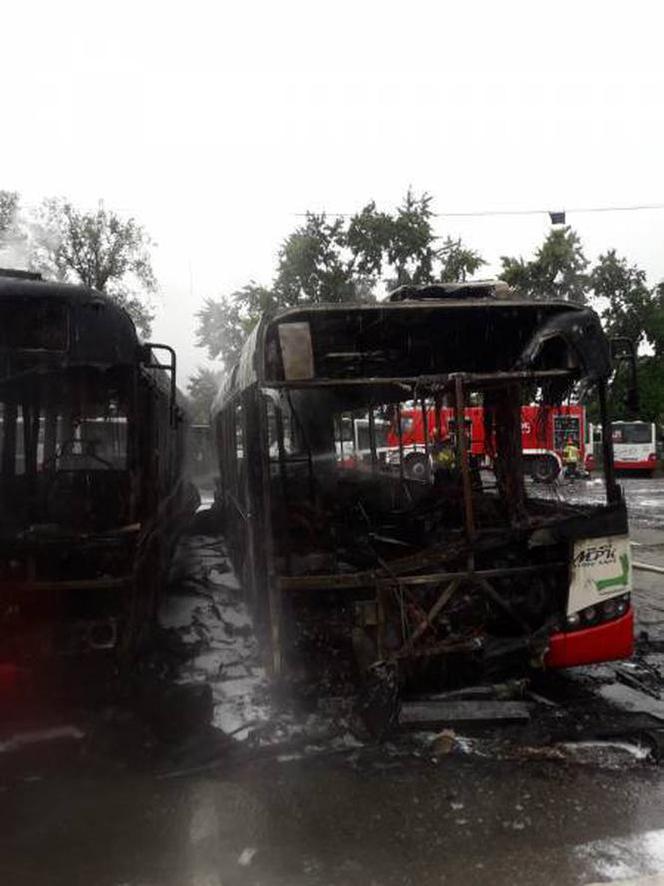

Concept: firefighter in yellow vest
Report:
left=430, top=428, right=456, bottom=484
left=563, top=436, right=581, bottom=477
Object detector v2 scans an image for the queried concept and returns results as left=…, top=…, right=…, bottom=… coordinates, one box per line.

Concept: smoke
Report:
left=0, top=234, right=31, bottom=271
left=0, top=192, right=30, bottom=270
left=0, top=198, right=62, bottom=279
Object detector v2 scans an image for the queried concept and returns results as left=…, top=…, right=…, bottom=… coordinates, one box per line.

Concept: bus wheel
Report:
left=530, top=454, right=559, bottom=483
left=404, top=453, right=428, bottom=481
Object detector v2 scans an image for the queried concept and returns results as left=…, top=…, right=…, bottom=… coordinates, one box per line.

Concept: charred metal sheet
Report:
left=387, top=281, right=512, bottom=301
left=516, top=308, right=612, bottom=384
left=400, top=700, right=531, bottom=725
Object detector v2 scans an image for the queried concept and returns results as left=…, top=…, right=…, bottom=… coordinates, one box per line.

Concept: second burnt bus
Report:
left=212, top=282, right=633, bottom=690
left=0, top=271, right=197, bottom=689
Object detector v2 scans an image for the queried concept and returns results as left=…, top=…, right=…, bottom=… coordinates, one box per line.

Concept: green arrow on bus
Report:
left=595, top=553, right=630, bottom=592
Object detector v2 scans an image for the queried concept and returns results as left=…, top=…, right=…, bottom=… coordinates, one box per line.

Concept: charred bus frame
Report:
left=212, top=282, right=632, bottom=688
left=0, top=271, right=197, bottom=682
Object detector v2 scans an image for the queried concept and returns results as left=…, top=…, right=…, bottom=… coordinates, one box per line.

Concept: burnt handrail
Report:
left=142, top=342, right=177, bottom=426
left=263, top=368, right=574, bottom=389
left=279, top=561, right=566, bottom=591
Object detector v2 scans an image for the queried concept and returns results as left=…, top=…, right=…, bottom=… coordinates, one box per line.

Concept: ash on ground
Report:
left=161, top=533, right=358, bottom=753
left=158, top=526, right=664, bottom=774
left=161, top=534, right=270, bottom=740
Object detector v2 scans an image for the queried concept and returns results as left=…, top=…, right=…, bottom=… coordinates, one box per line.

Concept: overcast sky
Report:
left=4, top=1, right=664, bottom=382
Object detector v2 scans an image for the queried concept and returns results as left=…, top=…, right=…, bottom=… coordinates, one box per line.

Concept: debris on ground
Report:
left=400, top=700, right=531, bottom=727
left=0, top=725, right=85, bottom=754
left=148, top=524, right=664, bottom=776
left=160, top=533, right=272, bottom=741
left=615, top=661, right=664, bottom=699
left=430, top=729, right=458, bottom=757
left=505, top=740, right=652, bottom=768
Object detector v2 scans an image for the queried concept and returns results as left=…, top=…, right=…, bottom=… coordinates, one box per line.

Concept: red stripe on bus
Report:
left=545, top=609, right=634, bottom=669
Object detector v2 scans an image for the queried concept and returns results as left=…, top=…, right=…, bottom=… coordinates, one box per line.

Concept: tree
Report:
left=197, top=191, right=485, bottom=369
left=439, top=237, right=486, bottom=283
left=645, top=283, right=664, bottom=358
left=196, top=282, right=277, bottom=366
left=0, top=191, right=19, bottom=242
left=345, top=200, right=393, bottom=280
left=346, top=191, right=482, bottom=289
left=587, top=250, right=664, bottom=424
left=501, top=227, right=589, bottom=303
left=186, top=367, right=223, bottom=423
left=0, top=190, right=26, bottom=265
left=591, top=250, right=653, bottom=347
left=382, top=190, right=439, bottom=288
left=30, top=199, right=156, bottom=337
left=274, top=213, right=361, bottom=304
left=635, top=356, right=664, bottom=425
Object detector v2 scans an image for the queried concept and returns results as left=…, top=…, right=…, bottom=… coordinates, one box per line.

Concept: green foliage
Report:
left=591, top=250, right=652, bottom=347
left=346, top=192, right=486, bottom=288
left=635, top=356, right=664, bottom=425
left=600, top=354, right=664, bottom=426
left=345, top=191, right=443, bottom=291
left=439, top=237, right=486, bottom=283
left=585, top=250, right=664, bottom=425
left=275, top=214, right=360, bottom=305
left=645, top=283, right=664, bottom=357
left=196, top=283, right=275, bottom=366
left=384, top=191, right=438, bottom=288
left=345, top=200, right=393, bottom=278
left=499, top=255, right=530, bottom=292
left=197, top=190, right=485, bottom=369
left=501, top=227, right=589, bottom=303
left=186, top=366, right=223, bottom=423
left=30, top=199, right=156, bottom=337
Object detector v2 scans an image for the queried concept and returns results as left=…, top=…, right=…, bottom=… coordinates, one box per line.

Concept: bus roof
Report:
left=0, top=271, right=139, bottom=364
left=212, top=284, right=608, bottom=412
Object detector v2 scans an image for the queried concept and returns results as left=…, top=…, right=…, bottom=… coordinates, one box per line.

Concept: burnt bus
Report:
left=0, top=270, right=197, bottom=686
left=211, top=282, right=633, bottom=691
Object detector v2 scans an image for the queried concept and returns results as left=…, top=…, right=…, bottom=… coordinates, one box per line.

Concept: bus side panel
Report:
left=242, top=388, right=273, bottom=635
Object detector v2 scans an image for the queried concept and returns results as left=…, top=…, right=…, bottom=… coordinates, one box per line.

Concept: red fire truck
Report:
left=387, top=403, right=590, bottom=482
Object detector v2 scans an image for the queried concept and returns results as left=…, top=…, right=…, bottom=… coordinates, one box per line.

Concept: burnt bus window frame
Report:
left=0, top=365, right=137, bottom=532
left=0, top=298, right=70, bottom=352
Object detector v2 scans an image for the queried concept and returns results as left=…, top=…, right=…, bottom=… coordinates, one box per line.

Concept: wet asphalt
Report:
left=3, top=747, right=664, bottom=886
left=0, top=477, right=663, bottom=886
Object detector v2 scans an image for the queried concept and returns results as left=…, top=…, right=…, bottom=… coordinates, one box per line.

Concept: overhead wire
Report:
left=294, top=202, right=664, bottom=219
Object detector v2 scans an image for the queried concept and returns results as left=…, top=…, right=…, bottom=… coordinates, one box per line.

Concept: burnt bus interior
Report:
left=0, top=275, right=193, bottom=672
left=1, top=368, right=131, bottom=533
left=214, top=284, right=627, bottom=691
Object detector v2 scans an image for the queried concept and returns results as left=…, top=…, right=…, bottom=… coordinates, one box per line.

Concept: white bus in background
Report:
left=335, top=415, right=390, bottom=462
left=612, top=421, right=657, bottom=476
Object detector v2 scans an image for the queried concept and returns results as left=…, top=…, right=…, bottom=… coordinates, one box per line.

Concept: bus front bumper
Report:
left=614, top=459, right=655, bottom=471
left=545, top=608, right=634, bottom=668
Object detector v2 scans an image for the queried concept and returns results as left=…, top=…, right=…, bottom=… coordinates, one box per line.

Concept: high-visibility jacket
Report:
left=432, top=444, right=455, bottom=469
left=563, top=443, right=580, bottom=465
